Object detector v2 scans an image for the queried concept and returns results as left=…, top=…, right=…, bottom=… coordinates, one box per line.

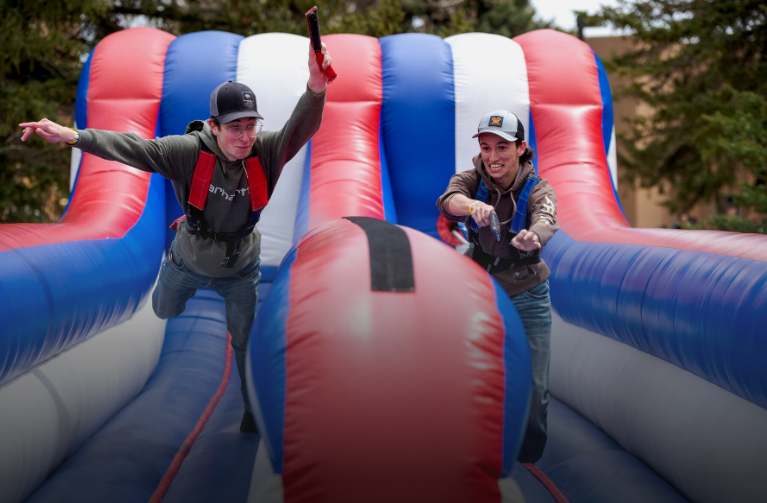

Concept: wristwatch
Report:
left=66, top=129, right=80, bottom=145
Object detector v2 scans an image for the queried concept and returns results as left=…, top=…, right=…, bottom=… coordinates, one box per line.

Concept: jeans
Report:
left=508, top=280, right=551, bottom=464
left=152, top=244, right=260, bottom=412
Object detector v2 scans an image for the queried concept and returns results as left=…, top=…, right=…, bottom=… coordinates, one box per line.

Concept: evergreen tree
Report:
left=405, top=0, right=549, bottom=38
left=1, top=0, right=105, bottom=223
left=592, top=0, right=767, bottom=233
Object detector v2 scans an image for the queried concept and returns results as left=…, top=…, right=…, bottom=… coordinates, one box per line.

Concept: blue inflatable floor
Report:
left=536, top=398, right=688, bottom=503
left=25, top=288, right=259, bottom=503
left=26, top=287, right=687, bottom=503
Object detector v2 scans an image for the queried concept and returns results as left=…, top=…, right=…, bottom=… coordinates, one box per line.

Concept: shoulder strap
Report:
left=245, top=156, right=269, bottom=211
left=509, top=174, right=541, bottom=234
left=188, top=150, right=217, bottom=210
left=188, top=149, right=271, bottom=213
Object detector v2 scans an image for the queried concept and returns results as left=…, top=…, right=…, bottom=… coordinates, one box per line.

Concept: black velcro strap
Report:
left=344, top=217, right=415, bottom=292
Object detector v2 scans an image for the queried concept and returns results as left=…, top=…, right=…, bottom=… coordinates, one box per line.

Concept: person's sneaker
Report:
left=240, top=409, right=258, bottom=434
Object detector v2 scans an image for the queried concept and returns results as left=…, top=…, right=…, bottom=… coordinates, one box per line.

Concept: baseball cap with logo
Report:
left=209, top=81, right=264, bottom=124
left=472, top=110, right=525, bottom=142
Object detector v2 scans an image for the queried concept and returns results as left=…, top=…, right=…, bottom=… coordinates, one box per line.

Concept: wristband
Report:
left=468, top=201, right=477, bottom=214
left=66, top=129, right=79, bottom=145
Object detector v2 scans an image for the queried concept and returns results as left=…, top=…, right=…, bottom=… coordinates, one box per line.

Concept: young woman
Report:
left=437, top=110, right=559, bottom=463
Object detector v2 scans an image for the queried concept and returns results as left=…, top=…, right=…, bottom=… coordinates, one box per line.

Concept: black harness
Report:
left=462, top=174, right=542, bottom=275
left=170, top=143, right=269, bottom=268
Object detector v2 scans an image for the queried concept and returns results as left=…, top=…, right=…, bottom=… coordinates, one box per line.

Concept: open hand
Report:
left=307, top=42, right=333, bottom=94
left=511, top=229, right=541, bottom=251
left=19, top=118, right=75, bottom=144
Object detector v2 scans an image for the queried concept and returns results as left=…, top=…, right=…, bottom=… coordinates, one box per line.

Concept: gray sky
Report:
left=530, top=0, right=624, bottom=36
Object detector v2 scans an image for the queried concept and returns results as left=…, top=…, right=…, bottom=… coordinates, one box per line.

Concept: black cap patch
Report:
left=489, top=116, right=503, bottom=127
left=243, top=91, right=255, bottom=108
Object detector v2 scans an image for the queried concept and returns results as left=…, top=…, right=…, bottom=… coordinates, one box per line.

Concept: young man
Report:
left=437, top=110, right=559, bottom=463
left=20, top=43, right=333, bottom=434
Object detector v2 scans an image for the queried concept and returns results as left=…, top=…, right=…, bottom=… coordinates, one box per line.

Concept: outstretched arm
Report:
left=20, top=118, right=198, bottom=180
left=511, top=229, right=541, bottom=251
left=448, top=193, right=495, bottom=228
left=20, top=119, right=77, bottom=144
left=512, top=181, right=559, bottom=251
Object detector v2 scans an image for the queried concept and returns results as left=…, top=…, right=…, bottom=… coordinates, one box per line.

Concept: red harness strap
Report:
left=170, top=151, right=269, bottom=231
left=188, top=150, right=217, bottom=210
left=245, top=156, right=269, bottom=211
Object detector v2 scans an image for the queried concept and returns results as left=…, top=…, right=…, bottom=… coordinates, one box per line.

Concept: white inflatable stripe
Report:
left=0, top=292, right=165, bottom=503
left=237, top=33, right=311, bottom=268
left=607, top=125, right=618, bottom=192
left=551, top=311, right=767, bottom=503
left=446, top=33, right=531, bottom=174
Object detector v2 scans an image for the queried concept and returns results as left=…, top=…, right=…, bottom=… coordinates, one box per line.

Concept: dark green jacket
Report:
left=77, top=87, right=325, bottom=276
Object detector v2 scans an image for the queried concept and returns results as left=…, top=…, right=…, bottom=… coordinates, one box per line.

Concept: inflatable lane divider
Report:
left=0, top=27, right=173, bottom=388
left=247, top=218, right=533, bottom=501
left=516, top=28, right=767, bottom=412
left=513, top=29, right=767, bottom=502
left=304, top=34, right=386, bottom=234
left=148, top=332, right=233, bottom=503
left=515, top=29, right=767, bottom=262
left=548, top=309, right=767, bottom=503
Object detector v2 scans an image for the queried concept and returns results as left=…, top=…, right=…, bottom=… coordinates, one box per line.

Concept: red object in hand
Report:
left=306, top=6, right=337, bottom=84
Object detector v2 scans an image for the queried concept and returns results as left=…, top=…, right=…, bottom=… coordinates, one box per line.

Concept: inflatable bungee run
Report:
left=1, top=28, right=766, bottom=503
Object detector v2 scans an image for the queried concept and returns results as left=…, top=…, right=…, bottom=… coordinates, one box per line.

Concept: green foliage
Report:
left=699, top=88, right=767, bottom=232
left=474, top=0, right=547, bottom=38
left=2, top=0, right=545, bottom=223
left=1, top=0, right=107, bottom=223
left=405, top=0, right=549, bottom=38
left=328, top=0, right=409, bottom=37
left=596, top=0, right=767, bottom=233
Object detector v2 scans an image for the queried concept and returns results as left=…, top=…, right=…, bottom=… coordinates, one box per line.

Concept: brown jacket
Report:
left=437, top=155, right=559, bottom=296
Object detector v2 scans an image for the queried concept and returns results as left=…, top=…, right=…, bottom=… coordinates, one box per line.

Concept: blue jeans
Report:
left=152, top=244, right=260, bottom=412
left=508, top=280, right=551, bottom=464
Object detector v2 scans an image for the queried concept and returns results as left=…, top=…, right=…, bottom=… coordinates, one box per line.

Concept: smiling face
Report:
left=478, top=133, right=526, bottom=190
left=209, top=117, right=258, bottom=162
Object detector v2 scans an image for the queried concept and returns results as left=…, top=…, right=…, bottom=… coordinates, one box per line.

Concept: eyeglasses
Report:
left=224, top=122, right=263, bottom=139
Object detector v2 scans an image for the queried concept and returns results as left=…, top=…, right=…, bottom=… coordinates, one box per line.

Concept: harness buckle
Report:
left=221, top=251, right=241, bottom=268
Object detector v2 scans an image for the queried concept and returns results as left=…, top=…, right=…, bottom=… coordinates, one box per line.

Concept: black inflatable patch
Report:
left=344, top=217, right=415, bottom=292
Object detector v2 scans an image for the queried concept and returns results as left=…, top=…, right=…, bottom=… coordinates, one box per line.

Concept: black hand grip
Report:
left=305, top=6, right=337, bottom=83
left=489, top=211, right=501, bottom=241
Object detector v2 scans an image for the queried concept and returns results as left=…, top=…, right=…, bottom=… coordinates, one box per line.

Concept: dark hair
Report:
left=517, top=140, right=535, bottom=165
left=209, top=116, right=221, bottom=129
